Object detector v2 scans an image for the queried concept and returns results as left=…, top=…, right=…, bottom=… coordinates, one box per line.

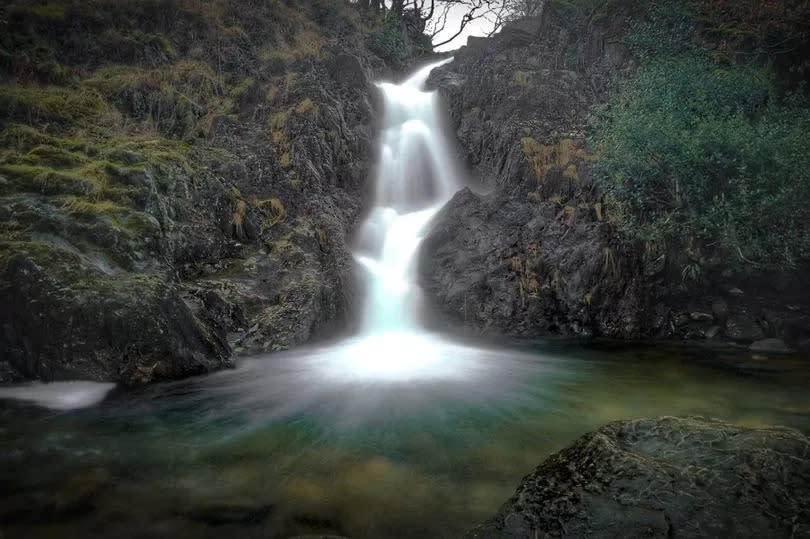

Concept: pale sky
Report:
left=431, top=5, right=497, bottom=52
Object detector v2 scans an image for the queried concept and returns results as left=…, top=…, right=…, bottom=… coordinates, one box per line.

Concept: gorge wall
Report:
left=0, top=0, right=395, bottom=385
left=421, top=4, right=810, bottom=352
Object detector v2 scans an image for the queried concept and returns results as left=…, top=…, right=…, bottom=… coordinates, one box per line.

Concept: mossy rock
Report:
left=0, top=241, right=232, bottom=385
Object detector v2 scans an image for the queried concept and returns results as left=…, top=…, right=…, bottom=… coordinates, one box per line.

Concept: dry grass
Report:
left=258, top=27, right=327, bottom=63
left=231, top=199, right=248, bottom=239
left=520, top=137, right=578, bottom=180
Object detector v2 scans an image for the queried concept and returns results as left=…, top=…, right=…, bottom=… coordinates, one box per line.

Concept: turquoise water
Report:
left=1, top=338, right=809, bottom=538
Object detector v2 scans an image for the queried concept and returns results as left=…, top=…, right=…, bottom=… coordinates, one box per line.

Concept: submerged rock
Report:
left=467, top=416, right=810, bottom=538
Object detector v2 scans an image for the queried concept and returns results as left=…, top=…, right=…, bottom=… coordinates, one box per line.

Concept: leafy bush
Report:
left=367, top=12, right=416, bottom=65
left=593, top=53, right=810, bottom=270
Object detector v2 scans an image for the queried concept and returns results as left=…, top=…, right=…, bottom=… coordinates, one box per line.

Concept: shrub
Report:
left=593, top=54, right=810, bottom=270
left=367, top=12, right=416, bottom=65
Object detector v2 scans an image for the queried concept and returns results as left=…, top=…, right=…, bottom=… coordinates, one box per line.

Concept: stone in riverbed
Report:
left=466, top=416, right=810, bottom=539
left=690, top=311, right=714, bottom=322
left=725, top=314, right=765, bottom=342
left=711, top=298, right=729, bottom=320
left=705, top=325, right=721, bottom=339
left=749, top=338, right=794, bottom=354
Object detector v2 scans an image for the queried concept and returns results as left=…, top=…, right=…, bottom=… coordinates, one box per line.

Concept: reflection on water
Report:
left=1, top=339, right=809, bottom=538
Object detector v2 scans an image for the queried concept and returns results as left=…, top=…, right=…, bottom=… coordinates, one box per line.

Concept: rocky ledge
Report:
left=467, top=416, right=810, bottom=538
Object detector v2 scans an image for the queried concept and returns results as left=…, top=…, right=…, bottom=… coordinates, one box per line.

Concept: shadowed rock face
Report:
left=419, top=187, right=643, bottom=338
left=422, top=5, right=810, bottom=348
left=467, top=416, right=810, bottom=539
left=0, top=2, right=389, bottom=385
left=420, top=7, right=643, bottom=339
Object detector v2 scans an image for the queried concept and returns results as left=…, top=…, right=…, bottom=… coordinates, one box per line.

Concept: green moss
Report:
left=37, top=169, right=99, bottom=196
left=0, top=85, right=108, bottom=124
left=123, top=211, right=160, bottom=233
left=0, top=163, right=101, bottom=196
left=513, top=71, right=530, bottom=87
left=62, top=197, right=129, bottom=217
left=15, top=2, right=67, bottom=22
left=26, top=145, right=88, bottom=167
left=295, top=98, right=316, bottom=115
left=230, top=77, right=256, bottom=98
left=158, top=36, right=177, bottom=60
left=0, top=125, right=93, bottom=155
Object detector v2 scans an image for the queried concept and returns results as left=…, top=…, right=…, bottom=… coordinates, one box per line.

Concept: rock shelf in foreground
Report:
left=467, top=416, right=810, bottom=538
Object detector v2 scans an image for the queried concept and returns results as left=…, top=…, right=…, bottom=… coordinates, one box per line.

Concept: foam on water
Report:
left=0, top=381, right=116, bottom=410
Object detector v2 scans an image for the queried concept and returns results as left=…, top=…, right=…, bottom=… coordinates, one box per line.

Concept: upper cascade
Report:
left=372, top=57, right=459, bottom=211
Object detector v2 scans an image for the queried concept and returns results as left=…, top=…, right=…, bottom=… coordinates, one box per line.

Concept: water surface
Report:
left=2, top=338, right=809, bottom=538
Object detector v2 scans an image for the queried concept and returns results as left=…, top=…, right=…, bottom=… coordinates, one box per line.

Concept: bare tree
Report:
left=351, top=0, right=546, bottom=48
left=503, top=0, right=545, bottom=19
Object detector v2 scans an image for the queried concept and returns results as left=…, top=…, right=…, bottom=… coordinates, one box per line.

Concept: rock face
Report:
left=421, top=6, right=644, bottom=338
left=467, top=416, right=810, bottom=538
left=420, top=188, right=642, bottom=337
left=0, top=1, right=390, bottom=385
left=421, top=4, right=810, bottom=347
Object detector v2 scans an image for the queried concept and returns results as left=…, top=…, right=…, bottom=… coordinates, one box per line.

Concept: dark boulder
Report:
left=419, top=188, right=645, bottom=338
left=725, top=314, right=766, bottom=342
left=0, top=242, right=231, bottom=385
left=467, top=416, right=810, bottom=539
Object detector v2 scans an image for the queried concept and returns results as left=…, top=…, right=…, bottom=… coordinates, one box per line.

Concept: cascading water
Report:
left=313, top=58, right=477, bottom=381
left=354, top=58, right=459, bottom=336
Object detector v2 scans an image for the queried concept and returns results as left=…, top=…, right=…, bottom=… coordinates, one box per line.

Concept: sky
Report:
left=430, top=4, right=497, bottom=52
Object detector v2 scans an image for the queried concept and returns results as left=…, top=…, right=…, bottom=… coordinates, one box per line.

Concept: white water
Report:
left=323, top=58, right=479, bottom=381
left=354, top=57, right=460, bottom=334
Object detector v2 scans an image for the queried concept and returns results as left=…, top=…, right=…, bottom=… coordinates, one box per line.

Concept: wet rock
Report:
left=0, top=5, right=384, bottom=384
left=725, top=314, right=765, bottom=342
left=0, top=243, right=232, bottom=385
left=421, top=5, right=649, bottom=339
left=329, top=53, right=369, bottom=89
left=419, top=188, right=644, bottom=338
left=705, top=325, right=721, bottom=339
left=711, top=298, right=729, bottom=320
left=749, top=338, right=794, bottom=354
left=467, top=416, right=810, bottom=539
left=673, top=313, right=692, bottom=327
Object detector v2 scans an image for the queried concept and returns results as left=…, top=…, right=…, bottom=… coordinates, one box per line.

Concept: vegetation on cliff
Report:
left=590, top=0, right=810, bottom=274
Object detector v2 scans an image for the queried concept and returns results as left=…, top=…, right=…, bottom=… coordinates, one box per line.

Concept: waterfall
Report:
left=354, top=57, right=460, bottom=335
